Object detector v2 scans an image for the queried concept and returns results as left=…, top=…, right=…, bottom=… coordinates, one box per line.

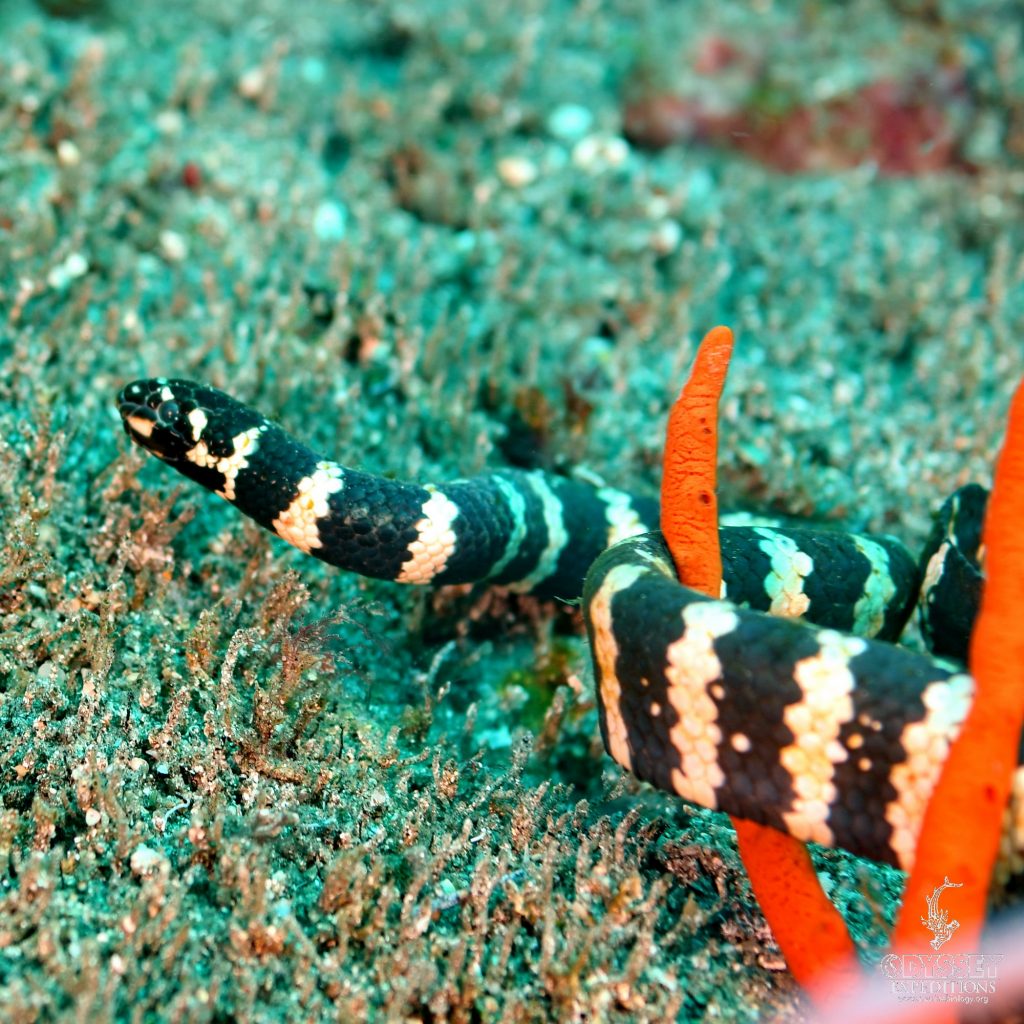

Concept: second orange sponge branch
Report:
left=661, top=325, right=860, bottom=994
left=894, top=378, right=1024, bottom=953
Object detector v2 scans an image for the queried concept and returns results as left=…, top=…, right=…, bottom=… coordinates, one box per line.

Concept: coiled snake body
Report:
left=117, top=378, right=1021, bottom=876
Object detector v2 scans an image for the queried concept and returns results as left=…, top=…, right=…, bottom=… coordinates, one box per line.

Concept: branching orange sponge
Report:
left=894, top=378, right=1024, bottom=955
left=660, top=325, right=733, bottom=593
left=660, top=325, right=860, bottom=994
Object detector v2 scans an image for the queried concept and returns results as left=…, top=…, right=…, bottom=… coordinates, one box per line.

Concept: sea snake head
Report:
left=118, top=377, right=278, bottom=504
left=118, top=378, right=265, bottom=462
left=118, top=378, right=208, bottom=462
left=117, top=377, right=345, bottom=539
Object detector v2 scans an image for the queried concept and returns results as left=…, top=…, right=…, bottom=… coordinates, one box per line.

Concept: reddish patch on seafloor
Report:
left=624, top=54, right=972, bottom=176
left=182, top=161, right=203, bottom=190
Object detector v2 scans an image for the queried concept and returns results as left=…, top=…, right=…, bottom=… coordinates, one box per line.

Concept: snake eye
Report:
left=155, top=399, right=180, bottom=423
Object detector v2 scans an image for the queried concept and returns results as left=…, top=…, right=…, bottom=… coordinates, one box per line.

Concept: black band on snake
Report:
left=117, top=378, right=1022, bottom=877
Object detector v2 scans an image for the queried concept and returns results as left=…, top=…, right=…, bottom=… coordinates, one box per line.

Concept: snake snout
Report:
left=117, top=379, right=196, bottom=461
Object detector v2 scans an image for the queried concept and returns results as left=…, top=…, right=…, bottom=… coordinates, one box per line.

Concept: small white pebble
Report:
left=56, top=139, right=80, bottom=167
left=313, top=199, right=347, bottom=241
left=649, top=219, right=682, bottom=255
left=833, top=379, right=856, bottom=405
left=159, top=229, right=188, bottom=262
left=471, top=179, right=496, bottom=205
left=572, top=133, right=629, bottom=171
left=980, top=193, right=1003, bottom=219
left=646, top=194, right=671, bottom=219
left=84, top=808, right=101, bottom=827
left=497, top=155, right=538, bottom=188
left=154, top=109, right=185, bottom=136
left=237, top=66, right=267, bottom=100
left=46, top=252, right=89, bottom=290
left=130, top=845, right=163, bottom=876
left=35, top=661, right=60, bottom=683
left=65, top=252, right=88, bottom=279
left=546, top=103, right=593, bottom=142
